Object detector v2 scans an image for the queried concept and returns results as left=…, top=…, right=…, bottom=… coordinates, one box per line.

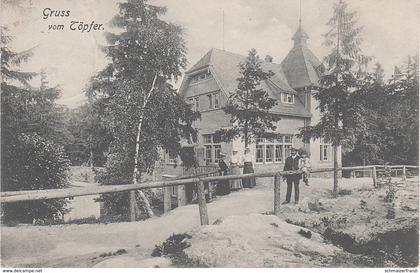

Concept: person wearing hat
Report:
left=216, top=153, right=231, bottom=195
left=229, top=148, right=243, bottom=190
left=282, top=147, right=302, bottom=204
left=242, top=147, right=256, bottom=188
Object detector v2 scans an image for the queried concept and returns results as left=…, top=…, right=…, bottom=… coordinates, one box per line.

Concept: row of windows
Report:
left=190, top=70, right=212, bottom=83
left=255, top=137, right=293, bottom=163
left=194, top=134, right=331, bottom=166
left=187, top=91, right=220, bottom=112
left=281, top=93, right=295, bottom=104
left=187, top=91, right=293, bottom=112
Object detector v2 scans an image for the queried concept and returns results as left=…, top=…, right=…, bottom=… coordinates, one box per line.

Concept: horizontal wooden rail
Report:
left=1, top=168, right=337, bottom=203
left=1, top=165, right=417, bottom=203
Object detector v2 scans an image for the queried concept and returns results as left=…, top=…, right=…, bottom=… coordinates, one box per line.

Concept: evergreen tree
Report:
left=300, top=0, right=370, bottom=195
left=1, top=25, right=70, bottom=223
left=216, top=48, right=280, bottom=148
left=88, top=0, right=199, bottom=221
left=381, top=56, right=419, bottom=164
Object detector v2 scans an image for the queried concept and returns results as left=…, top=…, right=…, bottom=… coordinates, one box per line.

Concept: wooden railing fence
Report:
left=1, top=165, right=418, bottom=225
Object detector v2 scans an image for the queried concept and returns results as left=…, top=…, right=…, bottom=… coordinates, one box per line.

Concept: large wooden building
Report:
left=176, top=23, right=341, bottom=172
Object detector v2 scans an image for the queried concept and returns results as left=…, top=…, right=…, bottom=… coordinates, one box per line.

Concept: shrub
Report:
left=1, top=134, right=70, bottom=224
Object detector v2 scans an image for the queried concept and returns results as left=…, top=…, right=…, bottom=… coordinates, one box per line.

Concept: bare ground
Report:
left=1, top=175, right=418, bottom=267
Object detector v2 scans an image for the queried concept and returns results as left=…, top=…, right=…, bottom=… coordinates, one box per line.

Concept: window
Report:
left=203, top=134, right=221, bottom=165
left=256, top=144, right=264, bottom=163
left=275, top=145, right=283, bottom=163
left=320, top=139, right=331, bottom=161
left=205, top=91, right=221, bottom=110
left=282, top=93, right=294, bottom=104
left=255, top=136, right=293, bottom=164
left=187, top=98, right=194, bottom=108
left=190, top=69, right=212, bottom=83
left=207, top=94, right=213, bottom=109
left=194, top=97, right=200, bottom=111
left=214, top=92, right=220, bottom=109
left=165, top=149, right=177, bottom=164
left=265, top=144, right=274, bottom=163
left=186, top=97, right=200, bottom=111
left=205, top=146, right=212, bottom=165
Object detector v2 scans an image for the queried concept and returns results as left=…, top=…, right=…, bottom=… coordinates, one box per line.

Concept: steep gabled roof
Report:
left=281, top=25, right=323, bottom=89
left=180, top=48, right=311, bottom=118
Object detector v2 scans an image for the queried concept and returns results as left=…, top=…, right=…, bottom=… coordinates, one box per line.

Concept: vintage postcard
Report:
left=1, top=0, right=419, bottom=270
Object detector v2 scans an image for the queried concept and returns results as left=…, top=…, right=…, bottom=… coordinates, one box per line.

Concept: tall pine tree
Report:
left=300, top=0, right=370, bottom=195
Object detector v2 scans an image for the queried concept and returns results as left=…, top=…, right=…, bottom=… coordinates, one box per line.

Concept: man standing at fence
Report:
left=282, top=147, right=301, bottom=204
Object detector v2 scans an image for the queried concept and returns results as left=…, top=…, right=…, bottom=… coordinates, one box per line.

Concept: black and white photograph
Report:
left=1, top=0, right=419, bottom=270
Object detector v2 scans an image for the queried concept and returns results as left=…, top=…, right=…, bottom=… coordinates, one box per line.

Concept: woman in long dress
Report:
left=242, top=147, right=256, bottom=188
left=229, top=149, right=243, bottom=190
left=216, top=154, right=231, bottom=195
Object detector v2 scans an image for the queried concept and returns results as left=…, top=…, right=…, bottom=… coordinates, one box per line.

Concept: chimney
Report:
left=265, top=55, right=273, bottom=63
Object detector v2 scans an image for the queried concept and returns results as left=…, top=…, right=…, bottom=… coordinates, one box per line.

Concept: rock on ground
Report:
left=184, top=213, right=343, bottom=267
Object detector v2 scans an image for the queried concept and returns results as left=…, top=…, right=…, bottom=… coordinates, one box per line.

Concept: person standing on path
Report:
left=242, top=147, right=256, bottom=188
left=216, top=153, right=231, bottom=195
left=282, top=147, right=301, bottom=204
left=229, top=149, right=243, bottom=190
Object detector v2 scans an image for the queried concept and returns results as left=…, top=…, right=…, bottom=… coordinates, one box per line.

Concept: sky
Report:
left=2, top=0, right=419, bottom=107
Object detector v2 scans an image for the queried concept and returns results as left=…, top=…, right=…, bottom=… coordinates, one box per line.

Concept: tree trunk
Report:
left=244, top=121, right=249, bottom=148
left=333, top=144, right=339, bottom=196
left=130, top=113, right=154, bottom=221
left=129, top=73, right=158, bottom=221
left=89, top=150, right=94, bottom=168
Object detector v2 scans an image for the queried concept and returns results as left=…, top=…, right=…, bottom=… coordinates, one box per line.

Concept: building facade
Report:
left=176, top=23, right=341, bottom=172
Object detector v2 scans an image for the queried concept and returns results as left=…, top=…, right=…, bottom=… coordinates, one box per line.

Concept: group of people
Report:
left=216, top=147, right=256, bottom=196
left=216, top=146, right=311, bottom=205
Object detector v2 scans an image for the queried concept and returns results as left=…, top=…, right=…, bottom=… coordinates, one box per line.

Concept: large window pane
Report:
left=284, top=144, right=291, bottom=158
left=256, top=144, right=264, bottom=163
left=195, top=97, right=200, bottom=111
left=205, top=146, right=212, bottom=165
left=214, top=92, right=220, bottom=109
left=203, top=134, right=212, bottom=144
left=214, top=145, right=221, bottom=162
left=266, top=144, right=274, bottom=163
left=275, top=145, right=283, bottom=162
left=207, top=94, right=213, bottom=109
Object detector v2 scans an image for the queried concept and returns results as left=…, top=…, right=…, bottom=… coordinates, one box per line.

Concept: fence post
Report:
left=196, top=180, right=209, bottom=225
left=274, top=174, right=281, bottom=216
left=372, top=166, right=377, bottom=188
left=177, top=185, right=187, bottom=207
left=164, top=186, right=172, bottom=213
left=402, top=166, right=406, bottom=181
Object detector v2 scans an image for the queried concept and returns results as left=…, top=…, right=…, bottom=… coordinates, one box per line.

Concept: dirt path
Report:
left=1, top=176, right=417, bottom=267
left=1, top=179, right=274, bottom=267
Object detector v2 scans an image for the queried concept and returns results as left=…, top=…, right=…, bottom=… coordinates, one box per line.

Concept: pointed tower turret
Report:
left=292, top=19, right=309, bottom=48
left=281, top=18, right=321, bottom=90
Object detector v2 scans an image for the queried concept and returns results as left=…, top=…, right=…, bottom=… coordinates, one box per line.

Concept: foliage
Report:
left=64, top=103, right=113, bottom=166
left=299, top=0, right=370, bottom=194
left=152, top=233, right=197, bottom=267
left=1, top=24, right=71, bottom=223
left=215, top=48, right=280, bottom=148
left=87, top=0, right=199, bottom=219
left=1, top=134, right=71, bottom=223
left=344, top=57, right=419, bottom=166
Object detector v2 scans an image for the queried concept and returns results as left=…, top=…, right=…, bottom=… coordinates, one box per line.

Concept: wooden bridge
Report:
left=1, top=164, right=418, bottom=225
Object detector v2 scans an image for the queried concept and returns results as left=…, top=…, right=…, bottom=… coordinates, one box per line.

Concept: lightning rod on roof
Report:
left=222, top=9, right=225, bottom=50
